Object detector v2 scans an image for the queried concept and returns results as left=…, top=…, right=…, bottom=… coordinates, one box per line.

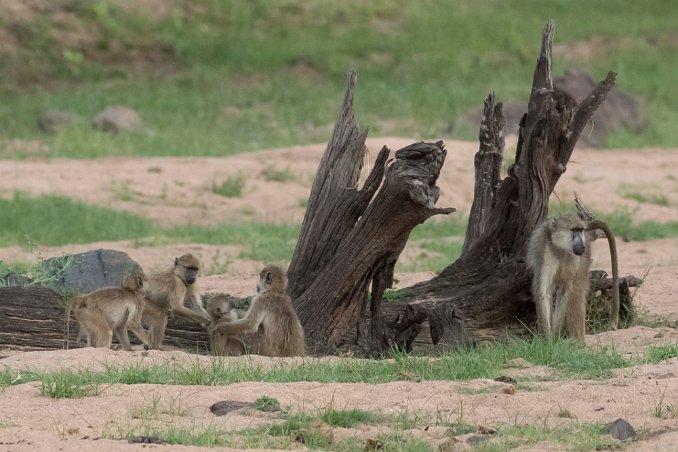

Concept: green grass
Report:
left=262, top=166, right=294, bottom=182
left=599, top=209, right=678, bottom=241
left=0, top=339, right=630, bottom=395
left=108, top=407, right=435, bottom=450
left=2, top=0, right=678, bottom=159
left=476, top=422, right=619, bottom=451
left=0, top=192, right=152, bottom=247
left=39, top=370, right=100, bottom=398
left=644, top=344, right=678, bottom=364
left=253, top=395, right=282, bottom=412
left=211, top=174, right=246, bottom=198
left=0, top=193, right=299, bottom=265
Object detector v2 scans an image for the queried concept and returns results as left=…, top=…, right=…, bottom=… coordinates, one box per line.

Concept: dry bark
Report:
left=288, top=71, right=454, bottom=354
left=0, top=286, right=210, bottom=351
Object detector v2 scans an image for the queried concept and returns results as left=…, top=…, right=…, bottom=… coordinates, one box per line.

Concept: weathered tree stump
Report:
left=290, top=21, right=626, bottom=353
left=393, top=21, right=619, bottom=344
left=288, top=70, right=454, bottom=354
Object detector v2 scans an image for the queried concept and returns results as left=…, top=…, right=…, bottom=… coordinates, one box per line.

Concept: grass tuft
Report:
left=211, top=174, right=246, bottom=198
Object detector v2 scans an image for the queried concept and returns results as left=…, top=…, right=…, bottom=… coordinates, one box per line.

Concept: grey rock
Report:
left=457, top=70, right=647, bottom=148
left=607, top=418, right=636, bottom=441
left=92, top=105, right=142, bottom=133
left=44, top=249, right=141, bottom=295
left=466, top=435, right=489, bottom=445
left=210, top=400, right=249, bottom=416
left=554, top=70, right=648, bottom=147
left=37, top=110, right=82, bottom=133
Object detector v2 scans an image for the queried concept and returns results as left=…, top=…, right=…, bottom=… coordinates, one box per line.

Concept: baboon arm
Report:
left=216, top=307, right=265, bottom=336
left=185, top=284, right=209, bottom=318
left=167, top=283, right=209, bottom=323
left=172, top=304, right=210, bottom=324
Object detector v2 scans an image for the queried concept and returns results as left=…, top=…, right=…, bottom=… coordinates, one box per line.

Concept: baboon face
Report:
left=257, top=265, right=287, bottom=293
left=550, top=214, right=586, bottom=256
left=175, top=254, right=200, bottom=286
left=207, top=295, right=233, bottom=320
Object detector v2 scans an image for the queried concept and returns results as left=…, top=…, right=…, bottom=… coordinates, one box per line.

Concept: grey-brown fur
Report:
left=141, top=253, right=210, bottom=349
left=215, top=265, right=305, bottom=357
left=66, top=270, right=152, bottom=351
left=206, top=295, right=246, bottom=356
left=527, top=213, right=591, bottom=344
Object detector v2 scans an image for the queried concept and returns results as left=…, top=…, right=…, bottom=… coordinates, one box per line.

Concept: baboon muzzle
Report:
left=572, top=236, right=585, bottom=256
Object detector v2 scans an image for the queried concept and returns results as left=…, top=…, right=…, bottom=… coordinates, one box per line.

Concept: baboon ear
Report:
left=266, top=272, right=273, bottom=285
left=548, top=217, right=558, bottom=231
left=137, top=276, right=144, bottom=288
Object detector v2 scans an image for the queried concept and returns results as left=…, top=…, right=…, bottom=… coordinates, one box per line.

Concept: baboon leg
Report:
left=149, top=314, right=168, bottom=350
left=115, top=328, right=133, bottom=351
left=91, top=328, right=113, bottom=348
left=76, top=329, right=87, bottom=345
left=534, top=261, right=557, bottom=336
left=551, top=285, right=571, bottom=339
left=565, top=285, right=588, bottom=345
left=128, top=321, right=152, bottom=350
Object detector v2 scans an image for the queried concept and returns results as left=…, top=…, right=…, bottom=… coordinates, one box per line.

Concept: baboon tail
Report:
left=587, top=219, right=620, bottom=329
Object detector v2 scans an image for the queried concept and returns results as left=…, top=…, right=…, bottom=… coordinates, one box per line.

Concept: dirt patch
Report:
left=2, top=139, right=677, bottom=225
left=1, top=349, right=677, bottom=451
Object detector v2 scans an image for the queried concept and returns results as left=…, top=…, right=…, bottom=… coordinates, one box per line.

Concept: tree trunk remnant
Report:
left=393, top=21, right=618, bottom=344
left=290, top=21, right=621, bottom=353
left=0, top=286, right=210, bottom=351
left=288, top=71, right=454, bottom=354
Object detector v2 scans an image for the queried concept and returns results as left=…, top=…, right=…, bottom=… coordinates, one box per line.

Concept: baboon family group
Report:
left=64, top=209, right=618, bottom=355
left=66, top=255, right=305, bottom=357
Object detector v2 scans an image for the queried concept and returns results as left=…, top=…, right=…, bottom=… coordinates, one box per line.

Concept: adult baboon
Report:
left=142, top=253, right=210, bottom=349
left=527, top=213, right=619, bottom=344
left=206, top=295, right=246, bottom=356
left=65, top=271, right=152, bottom=351
left=215, top=265, right=305, bottom=357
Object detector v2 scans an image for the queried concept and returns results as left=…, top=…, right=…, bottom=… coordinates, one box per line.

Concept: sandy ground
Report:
left=1, top=138, right=677, bottom=450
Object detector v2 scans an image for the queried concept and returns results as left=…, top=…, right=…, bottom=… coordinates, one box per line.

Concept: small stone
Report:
left=494, top=375, right=517, bottom=384
left=607, top=418, right=636, bottom=441
left=209, top=400, right=249, bottom=416
left=128, top=436, right=162, bottom=444
left=92, top=105, right=142, bottom=133
left=503, top=385, right=516, bottom=395
left=466, top=435, right=488, bottom=445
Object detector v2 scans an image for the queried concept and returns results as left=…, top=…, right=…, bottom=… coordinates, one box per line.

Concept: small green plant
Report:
left=383, top=288, right=414, bottom=302
left=652, top=385, right=677, bottom=419
left=645, top=344, right=678, bottom=364
left=262, top=166, right=293, bottom=182
left=298, top=198, right=309, bottom=208
left=319, top=407, right=373, bottom=428
left=253, top=395, right=282, bottom=412
left=618, top=184, right=670, bottom=206
left=39, top=372, right=99, bottom=399
left=212, top=174, right=246, bottom=198
left=558, top=407, right=575, bottom=419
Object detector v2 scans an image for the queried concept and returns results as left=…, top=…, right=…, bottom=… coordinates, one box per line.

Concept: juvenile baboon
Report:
left=142, top=253, right=210, bottom=349
left=65, top=271, right=152, bottom=351
left=527, top=213, right=620, bottom=344
left=206, top=295, right=246, bottom=356
left=215, top=265, right=305, bottom=357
